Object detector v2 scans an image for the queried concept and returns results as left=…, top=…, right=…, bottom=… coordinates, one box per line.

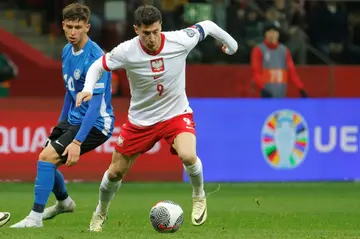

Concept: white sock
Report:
left=28, top=210, right=43, bottom=221
left=184, top=157, right=205, bottom=198
left=95, top=170, right=121, bottom=216
left=58, top=196, right=73, bottom=208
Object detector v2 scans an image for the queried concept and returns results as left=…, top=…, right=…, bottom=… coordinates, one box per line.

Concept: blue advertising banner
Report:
left=184, top=99, right=360, bottom=182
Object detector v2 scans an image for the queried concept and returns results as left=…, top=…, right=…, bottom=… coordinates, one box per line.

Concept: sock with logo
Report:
left=30, top=161, right=56, bottom=221
left=184, top=157, right=205, bottom=198
left=95, top=170, right=121, bottom=216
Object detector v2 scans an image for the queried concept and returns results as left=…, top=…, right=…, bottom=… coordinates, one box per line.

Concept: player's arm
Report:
left=286, top=49, right=308, bottom=97
left=73, top=93, right=102, bottom=144
left=194, top=20, right=238, bottom=55
left=58, top=90, right=71, bottom=123
left=73, top=68, right=109, bottom=143
left=82, top=44, right=126, bottom=95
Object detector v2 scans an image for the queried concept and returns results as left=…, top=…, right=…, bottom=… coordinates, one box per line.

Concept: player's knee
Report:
left=107, top=165, right=124, bottom=181
left=38, top=147, right=58, bottom=164
left=178, top=151, right=197, bottom=166
left=108, top=151, right=128, bottom=181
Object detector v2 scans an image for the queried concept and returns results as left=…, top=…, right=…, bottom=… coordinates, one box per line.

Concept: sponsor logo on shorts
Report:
left=55, top=140, right=64, bottom=148
left=261, top=109, right=309, bottom=170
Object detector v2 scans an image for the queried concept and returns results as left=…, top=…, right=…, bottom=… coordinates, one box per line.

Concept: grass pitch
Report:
left=1, top=182, right=360, bottom=239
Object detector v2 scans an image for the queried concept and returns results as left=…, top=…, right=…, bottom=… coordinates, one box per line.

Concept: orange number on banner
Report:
left=270, top=70, right=283, bottom=83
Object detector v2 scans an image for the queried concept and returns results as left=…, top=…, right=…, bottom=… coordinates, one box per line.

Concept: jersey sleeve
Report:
left=102, top=43, right=127, bottom=71
left=84, top=55, right=111, bottom=95
left=176, top=24, right=206, bottom=52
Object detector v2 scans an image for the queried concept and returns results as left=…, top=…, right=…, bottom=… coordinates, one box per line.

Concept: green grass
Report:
left=1, top=182, right=360, bottom=238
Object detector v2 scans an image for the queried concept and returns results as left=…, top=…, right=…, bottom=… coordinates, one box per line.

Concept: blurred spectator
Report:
left=308, top=0, right=360, bottom=64
left=250, top=22, right=307, bottom=98
left=239, top=8, right=264, bottom=62
left=0, top=54, right=18, bottom=97
left=269, top=0, right=307, bottom=65
left=161, top=0, right=187, bottom=31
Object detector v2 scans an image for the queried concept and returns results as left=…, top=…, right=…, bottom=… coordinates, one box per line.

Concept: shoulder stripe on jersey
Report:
left=94, top=83, right=104, bottom=89
left=102, top=55, right=110, bottom=72
left=190, top=24, right=205, bottom=42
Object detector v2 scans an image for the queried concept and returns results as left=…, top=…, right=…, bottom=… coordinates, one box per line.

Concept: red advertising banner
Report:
left=0, top=99, right=183, bottom=182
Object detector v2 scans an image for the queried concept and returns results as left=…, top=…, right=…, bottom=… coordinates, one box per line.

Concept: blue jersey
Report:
left=60, top=38, right=114, bottom=142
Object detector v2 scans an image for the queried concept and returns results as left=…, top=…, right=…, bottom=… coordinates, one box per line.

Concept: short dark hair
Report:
left=134, top=5, right=162, bottom=27
left=63, top=3, right=91, bottom=23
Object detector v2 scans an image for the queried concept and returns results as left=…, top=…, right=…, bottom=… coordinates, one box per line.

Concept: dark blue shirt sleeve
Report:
left=74, top=93, right=102, bottom=142
left=58, top=90, right=71, bottom=123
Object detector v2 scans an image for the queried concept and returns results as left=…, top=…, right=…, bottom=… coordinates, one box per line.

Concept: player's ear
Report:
left=133, top=25, right=139, bottom=35
left=62, top=21, right=65, bottom=31
left=86, top=23, right=91, bottom=33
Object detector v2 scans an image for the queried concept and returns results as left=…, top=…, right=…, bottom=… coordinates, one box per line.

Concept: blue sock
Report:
left=53, top=169, right=69, bottom=201
left=32, top=161, right=56, bottom=213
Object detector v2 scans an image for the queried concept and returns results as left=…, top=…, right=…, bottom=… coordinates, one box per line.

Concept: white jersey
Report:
left=102, top=26, right=204, bottom=126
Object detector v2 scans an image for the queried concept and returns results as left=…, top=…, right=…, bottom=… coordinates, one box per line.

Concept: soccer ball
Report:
left=0, top=212, right=11, bottom=227
left=149, top=200, right=184, bottom=233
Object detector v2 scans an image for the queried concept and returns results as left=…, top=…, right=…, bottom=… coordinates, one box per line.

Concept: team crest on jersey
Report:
left=117, top=135, right=124, bottom=147
left=150, top=58, right=164, bottom=73
left=183, top=28, right=195, bottom=38
left=74, top=69, right=81, bottom=80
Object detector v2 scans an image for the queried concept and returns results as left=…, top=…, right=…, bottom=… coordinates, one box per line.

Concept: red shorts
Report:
left=115, top=113, right=196, bottom=156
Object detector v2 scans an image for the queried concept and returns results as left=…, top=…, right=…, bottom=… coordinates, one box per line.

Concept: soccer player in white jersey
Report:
left=76, top=5, right=238, bottom=232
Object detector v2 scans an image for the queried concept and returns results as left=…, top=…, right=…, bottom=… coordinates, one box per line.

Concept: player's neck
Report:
left=73, top=35, right=89, bottom=52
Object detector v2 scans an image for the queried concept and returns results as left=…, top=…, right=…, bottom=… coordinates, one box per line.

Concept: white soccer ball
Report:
left=149, top=200, right=184, bottom=233
left=0, top=212, right=11, bottom=227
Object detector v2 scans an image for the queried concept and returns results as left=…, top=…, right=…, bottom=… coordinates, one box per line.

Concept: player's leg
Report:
left=89, top=151, right=140, bottom=232
left=89, top=121, right=157, bottom=232
left=10, top=122, right=77, bottom=228
left=42, top=168, right=76, bottom=220
left=44, top=127, right=109, bottom=220
left=173, top=132, right=207, bottom=226
left=10, top=141, right=64, bottom=228
left=164, top=114, right=206, bottom=226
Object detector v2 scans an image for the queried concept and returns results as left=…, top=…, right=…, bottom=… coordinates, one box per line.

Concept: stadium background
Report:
left=1, top=0, right=360, bottom=238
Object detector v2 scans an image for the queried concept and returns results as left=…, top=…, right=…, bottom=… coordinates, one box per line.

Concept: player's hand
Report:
left=62, top=142, right=81, bottom=167
left=221, top=44, right=227, bottom=53
left=76, top=91, right=93, bottom=107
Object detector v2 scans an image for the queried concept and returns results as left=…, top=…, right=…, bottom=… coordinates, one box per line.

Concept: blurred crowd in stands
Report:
left=9, top=0, right=360, bottom=65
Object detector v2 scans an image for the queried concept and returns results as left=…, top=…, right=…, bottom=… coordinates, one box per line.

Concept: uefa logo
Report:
left=261, top=109, right=309, bottom=169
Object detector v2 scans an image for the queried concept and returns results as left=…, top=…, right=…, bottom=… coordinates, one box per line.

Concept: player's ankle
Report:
left=58, top=196, right=73, bottom=208
left=95, top=205, right=108, bottom=216
left=28, top=210, right=43, bottom=221
left=192, top=188, right=205, bottom=198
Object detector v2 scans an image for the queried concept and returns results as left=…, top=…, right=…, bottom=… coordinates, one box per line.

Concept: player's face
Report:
left=134, top=21, right=162, bottom=53
left=62, top=20, right=90, bottom=46
left=265, top=29, right=279, bottom=43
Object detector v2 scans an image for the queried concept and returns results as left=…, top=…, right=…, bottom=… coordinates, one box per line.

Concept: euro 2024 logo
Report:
left=261, top=109, right=309, bottom=169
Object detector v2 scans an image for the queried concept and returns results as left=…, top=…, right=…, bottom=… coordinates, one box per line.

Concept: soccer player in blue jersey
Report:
left=10, top=3, right=114, bottom=228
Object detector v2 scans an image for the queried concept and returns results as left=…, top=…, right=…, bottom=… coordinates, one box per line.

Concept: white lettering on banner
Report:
left=95, top=127, right=161, bottom=154
left=10, top=127, right=30, bottom=153
left=0, top=126, right=162, bottom=155
left=0, top=126, right=52, bottom=154
left=314, top=126, right=359, bottom=153
left=341, top=126, right=358, bottom=152
left=0, top=126, right=9, bottom=154
left=30, top=127, right=48, bottom=152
